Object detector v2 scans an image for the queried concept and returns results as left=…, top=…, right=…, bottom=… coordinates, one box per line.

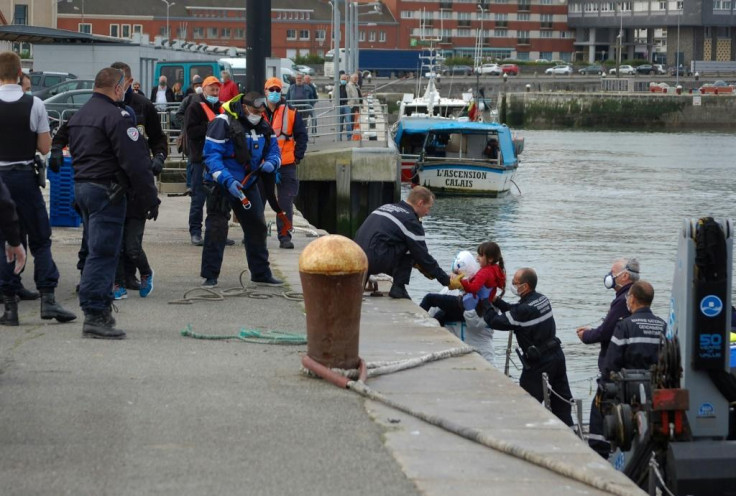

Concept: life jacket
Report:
left=265, top=103, right=297, bottom=165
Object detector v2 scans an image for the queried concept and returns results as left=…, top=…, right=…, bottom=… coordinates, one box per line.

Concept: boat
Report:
left=394, top=116, right=523, bottom=197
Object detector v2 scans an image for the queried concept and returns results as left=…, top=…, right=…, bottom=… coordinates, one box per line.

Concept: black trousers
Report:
left=519, top=347, right=574, bottom=426
left=115, top=217, right=151, bottom=285
left=588, top=391, right=611, bottom=458
left=420, top=293, right=463, bottom=326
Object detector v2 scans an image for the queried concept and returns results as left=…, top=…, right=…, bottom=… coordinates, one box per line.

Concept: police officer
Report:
left=200, top=91, right=283, bottom=289
left=0, top=51, right=76, bottom=326
left=263, top=76, right=308, bottom=250
left=66, top=67, right=159, bottom=339
left=576, top=257, right=638, bottom=457
left=354, top=186, right=450, bottom=299
left=484, top=268, right=574, bottom=426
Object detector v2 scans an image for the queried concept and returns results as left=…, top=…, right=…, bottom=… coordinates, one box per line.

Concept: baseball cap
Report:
left=192, top=74, right=202, bottom=84
left=264, top=77, right=283, bottom=90
left=243, top=91, right=266, bottom=109
left=202, top=76, right=221, bottom=88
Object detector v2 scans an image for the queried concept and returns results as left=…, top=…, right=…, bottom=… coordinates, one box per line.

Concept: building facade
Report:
left=0, top=0, right=57, bottom=56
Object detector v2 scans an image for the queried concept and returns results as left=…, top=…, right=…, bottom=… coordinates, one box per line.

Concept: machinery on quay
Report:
left=598, top=217, right=736, bottom=495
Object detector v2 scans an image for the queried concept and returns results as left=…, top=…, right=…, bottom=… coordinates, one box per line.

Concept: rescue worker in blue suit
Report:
left=200, top=91, right=283, bottom=289
left=576, top=257, right=638, bottom=457
left=67, top=67, right=159, bottom=339
left=484, top=268, right=574, bottom=426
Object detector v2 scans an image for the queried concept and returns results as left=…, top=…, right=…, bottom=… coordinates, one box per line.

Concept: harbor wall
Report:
left=504, top=92, right=736, bottom=130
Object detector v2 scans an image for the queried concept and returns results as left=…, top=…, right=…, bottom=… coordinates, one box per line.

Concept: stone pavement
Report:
left=0, top=194, right=644, bottom=496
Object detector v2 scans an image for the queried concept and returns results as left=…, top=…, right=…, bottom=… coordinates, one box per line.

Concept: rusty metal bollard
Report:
left=299, top=235, right=367, bottom=370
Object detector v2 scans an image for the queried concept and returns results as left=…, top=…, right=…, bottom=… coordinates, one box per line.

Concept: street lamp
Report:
left=675, top=6, right=681, bottom=87
left=161, top=0, right=175, bottom=41
left=477, top=4, right=485, bottom=66
left=616, top=1, right=623, bottom=78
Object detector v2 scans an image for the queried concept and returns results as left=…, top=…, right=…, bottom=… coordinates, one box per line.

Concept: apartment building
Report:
left=0, top=0, right=57, bottom=55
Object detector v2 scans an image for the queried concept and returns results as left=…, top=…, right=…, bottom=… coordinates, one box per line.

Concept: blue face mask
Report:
left=267, top=91, right=281, bottom=104
left=340, top=80, right=347, bottom=85
left=205, top=95, right=218, bottom=104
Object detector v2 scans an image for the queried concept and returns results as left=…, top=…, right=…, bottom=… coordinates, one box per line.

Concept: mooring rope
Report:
left=180, top=324, right=306, bottom=345
left=168, top=270, right=304, bottom=305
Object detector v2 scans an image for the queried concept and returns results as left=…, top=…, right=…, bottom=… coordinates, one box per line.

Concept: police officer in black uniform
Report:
left=66, top=67, right=159, bottom=339
left=354, top=186, right=450, bottom=299
left=484, top=267, right=574, bottom=426
left=0, top=51, right=77, bottom=326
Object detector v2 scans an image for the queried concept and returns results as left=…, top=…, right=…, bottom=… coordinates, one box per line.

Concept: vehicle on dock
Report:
left=396, top=117, right=522, bottom=197
left=545, top=64, right=573, bottom=75
left=609, top=65, right=636, bottom=75
left=698, top=80, right=734, bottom=94
left=578, top=64, right=604, bottom=75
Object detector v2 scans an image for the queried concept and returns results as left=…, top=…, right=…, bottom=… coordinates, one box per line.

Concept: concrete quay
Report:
left=0, top=195, right=643, bottom=496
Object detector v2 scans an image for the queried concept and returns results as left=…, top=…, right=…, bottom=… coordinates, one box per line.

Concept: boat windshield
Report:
left=402, top=104, right=467, bottom=119
left=423, top=131, right=501, bottom=161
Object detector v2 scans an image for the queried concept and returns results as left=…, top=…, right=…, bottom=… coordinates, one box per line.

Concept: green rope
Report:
left=180, top=324, right=306, bottom=345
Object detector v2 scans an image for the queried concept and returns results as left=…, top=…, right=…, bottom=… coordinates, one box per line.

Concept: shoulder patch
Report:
left=126, top=127, right=140, bottom=141
left=121, top=109, right=130, bottom=118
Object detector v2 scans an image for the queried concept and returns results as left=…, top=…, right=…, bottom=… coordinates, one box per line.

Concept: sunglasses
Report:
left=267, top=87, right=281, bottom=93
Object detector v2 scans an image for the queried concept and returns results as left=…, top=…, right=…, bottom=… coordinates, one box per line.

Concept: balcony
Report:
left=495, top=20, right=508, bottom=28
left=540, top=21, right=553, bottom=29
left=440, top=2, right=453, bottom=9
left=440, top=37, right=453, bottom=44
left=458, top=20, right=471, bottom=27
left=517, top=37, right=531, bottom=45
left=518, top=2, right=531, bottom=11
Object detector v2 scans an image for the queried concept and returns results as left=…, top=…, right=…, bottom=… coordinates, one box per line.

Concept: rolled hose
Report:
left=301, top=353, right=642, bottom=496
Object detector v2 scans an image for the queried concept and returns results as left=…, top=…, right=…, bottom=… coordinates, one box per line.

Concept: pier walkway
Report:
left=0, top=196, right=643, bottom=495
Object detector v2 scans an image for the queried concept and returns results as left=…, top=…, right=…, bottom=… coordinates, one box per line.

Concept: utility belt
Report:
left=76, top=169, right=129, bottom=204
left=517, top=337, right=561, bottom=369
left=0, top=161, right=34, bottom=171
left=0, top=157, right=48, bottom=188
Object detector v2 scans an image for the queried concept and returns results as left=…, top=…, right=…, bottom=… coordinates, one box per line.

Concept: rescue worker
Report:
left=576, top=257, right=638, bottom=457
left=184, top=76, right=224, bottom=247
left=200, top=91, right=283, bottom=289
left=354, top=186, right=451, bottom=299
left=0, top=51, right=77, bottom=326
left=484, top=268, right=574, bottom=426
left=263, top=76, right=308, bottom=250
left=66, top=67, right=159, bottom=339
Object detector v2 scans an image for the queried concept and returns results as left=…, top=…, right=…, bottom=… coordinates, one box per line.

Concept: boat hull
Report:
left=416, top=163, right=517, bottom=196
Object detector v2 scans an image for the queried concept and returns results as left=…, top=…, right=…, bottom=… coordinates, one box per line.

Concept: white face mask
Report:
left=195, top=86, right=203, bottom=94
left=246, top=113, right=262, bottom=125
left=510, top=284, right=520, bottom=296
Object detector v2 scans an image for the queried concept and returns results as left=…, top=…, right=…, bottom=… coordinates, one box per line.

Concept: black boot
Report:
left=82, top=309, right=125, bottom=340
left=17, top=286, right=40, bottom=301
left=0, top=295, right=19, bottom=326
left=388, top=283, right=411, bottom=299
left=40, top=291, right=77, bottom=323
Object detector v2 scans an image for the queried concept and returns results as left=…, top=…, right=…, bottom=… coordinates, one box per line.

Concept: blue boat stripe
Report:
left=373, top=210, right=425, bottom=242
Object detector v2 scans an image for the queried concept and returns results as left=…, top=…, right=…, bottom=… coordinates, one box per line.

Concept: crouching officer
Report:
left=0, top=51, right=76, bottom=326
left=484, top=268, right=574, bottom=426
left=67, top=67, right=159, bottom=339
left=200, top=91, right=283, bottom=288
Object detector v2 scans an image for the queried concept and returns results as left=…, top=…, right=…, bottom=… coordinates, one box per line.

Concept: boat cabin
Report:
left=423, top=130, right=503, bottom=165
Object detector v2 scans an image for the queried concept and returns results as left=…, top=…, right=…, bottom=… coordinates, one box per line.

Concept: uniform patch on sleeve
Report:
left=126, top=127, right=140, bottom=141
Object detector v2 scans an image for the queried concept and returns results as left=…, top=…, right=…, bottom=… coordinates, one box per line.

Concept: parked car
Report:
left=29, top=71, right=77, bottom=91
left=475, top=63, right=502, bottom=75
left=443, top=64, right=473, bottom=76
left=669, top=65, right=692, bottom=76
left=500, top=63, right=520, bottom=76
left=534, top=58, right=550, bottom=64
left=33, top=79, right=94, bottom=100
left=578, top=64, right=603, bottom=75
left=635, top=64, right=666, bottom=75
left=545, top=65, right=572, bottom=75
left=43, top=89, right=94, bottom=134
left=649, top=82, right=670, bottom=93
left=698, top=80, right=735, bottom=94
left=609, top=65, right=636, bottom=75
left=293, top=64, right=316, bottom=76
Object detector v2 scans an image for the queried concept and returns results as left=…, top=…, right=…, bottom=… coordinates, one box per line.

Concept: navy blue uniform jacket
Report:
left=601, top=307, right=666, bottom=378
left=485, top=291, right=557, bottom=354
left=581, top=283, right=632, bottom=371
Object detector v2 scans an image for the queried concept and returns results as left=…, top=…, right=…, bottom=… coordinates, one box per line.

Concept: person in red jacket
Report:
left=455, top=241, right=506, bottom=310
left=218, top=70, right=239, bottom=102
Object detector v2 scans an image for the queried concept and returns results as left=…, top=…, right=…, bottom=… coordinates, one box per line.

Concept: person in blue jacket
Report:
left=200, top=91, right=283, bottom=289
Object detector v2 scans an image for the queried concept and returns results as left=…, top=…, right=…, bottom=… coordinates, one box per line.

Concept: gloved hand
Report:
left=462, top=293, right=479, bottom=311
left=448, top=273, right=464, bottom=291
left=261, top=161, right=276, bottom=174
left=48, top=148, right=64, bottom=173
left=151, top=154, right=165, bottom=176
left=146, top=203, right=159, bottom=221
left=227, top=180, right=244, bottom=199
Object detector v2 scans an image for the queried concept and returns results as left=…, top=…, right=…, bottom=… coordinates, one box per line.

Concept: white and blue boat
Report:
left=393, top=116, right=523, bottom=197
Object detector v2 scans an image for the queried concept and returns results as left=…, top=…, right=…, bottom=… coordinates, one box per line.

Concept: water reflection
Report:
left=405, top=129, right=736, bottom=417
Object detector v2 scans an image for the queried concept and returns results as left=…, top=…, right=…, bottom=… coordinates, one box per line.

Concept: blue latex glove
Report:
left=462, top=293, right=479, bottom=311
left=261, top=161, right=275, bottom=174
left=227, top=180, right=243, bottom=199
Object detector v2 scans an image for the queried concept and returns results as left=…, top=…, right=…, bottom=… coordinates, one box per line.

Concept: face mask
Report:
left=159, top=82, right=167, bottom=87
left=195, top=86, right=203, bottom=94
left=246, top=113, right=262, bottom=125
left=603, top=270, right=624, bottom=290
left=267, top=92, right=281, bottom=104
left=510, top=284, right=520, bottom=296
left=340, top=80, right=347, bottom=85
left=25, top=90, right=32, bottom=96
left=205, top=95, right=219, bottom=104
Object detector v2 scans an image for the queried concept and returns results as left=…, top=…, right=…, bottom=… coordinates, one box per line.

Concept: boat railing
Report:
left=421, top=155, right=503, bottom=167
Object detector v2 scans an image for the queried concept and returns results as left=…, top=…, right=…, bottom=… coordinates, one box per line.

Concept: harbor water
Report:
left=407, top=129, right=736, bottom=419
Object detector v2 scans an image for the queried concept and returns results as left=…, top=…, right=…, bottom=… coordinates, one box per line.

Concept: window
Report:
left=401, top=11, right=415, bottom=18
left=133, top=25, right=143, bottom=34
left=316, top=29, right=326, bottom=40
left=286, top=29, right=296, bottom=40
left=193, top=27, right=204, bottom=38
left=495, top=28, right=507, bottom=36
left=299, top=29, right=310, bottom=40
left=359, top=31, right=366, bottom=42
left=208, top=27, right=218, bottom=38
left=79, top=23, right=92, bottom=34
left=540, top=30, right=553, bottom=38
left=369, top=31, right=376, bottom=42
left=177, top=27, right=187, bottom=38
left=13, top=5, right=28, bottom=25
left=236, top=28, right=245, bottom=38
left=110, top=25, right=120, bottom=37
left=518, top=30, right=530, bottom=44
left=457, top=28, right=471, bottom=36
left=379, top=31, right=386, bottom=42
left=221, top=28, right=231, bottom=38
left=518, top=13, right=530, bottom=20
left=122, top=25, right=131, bottom=38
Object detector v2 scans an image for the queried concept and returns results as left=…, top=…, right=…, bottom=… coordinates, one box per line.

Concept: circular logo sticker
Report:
left=126, top=127, right=139, bottom=141
left=700, top=295, right=723, bottom=317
